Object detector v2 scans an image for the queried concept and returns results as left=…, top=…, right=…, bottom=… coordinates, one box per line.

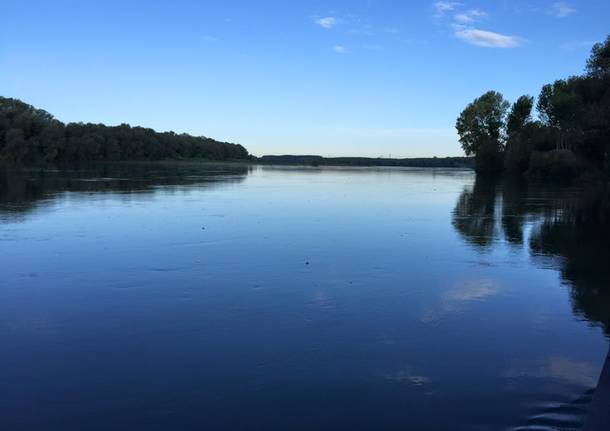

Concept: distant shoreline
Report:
left=65, top=155, right=474, bottom=169
left=255, top=155, right=473, bottom=168
left=1, top=157, right=474, bottom=171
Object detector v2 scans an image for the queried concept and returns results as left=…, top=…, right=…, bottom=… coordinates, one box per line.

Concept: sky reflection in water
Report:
left=0, top=164, right=608, bottom=430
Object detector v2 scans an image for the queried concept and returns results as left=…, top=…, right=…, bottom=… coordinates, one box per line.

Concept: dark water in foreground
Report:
left=1, top=164, right=609, bottom=431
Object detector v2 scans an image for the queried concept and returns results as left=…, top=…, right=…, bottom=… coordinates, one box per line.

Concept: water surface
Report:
left=1, top=164, right=609, bottom=430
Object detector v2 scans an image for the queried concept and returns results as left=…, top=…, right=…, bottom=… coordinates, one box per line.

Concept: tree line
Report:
left=456, top=35, right=610, bottom=178
left=0, top=98, right=250, bottom=163
left=258, top=155, right=473, bottom=168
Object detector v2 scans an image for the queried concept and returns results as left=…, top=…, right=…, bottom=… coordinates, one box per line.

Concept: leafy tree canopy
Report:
left=0, top=97, right=250, bottom=163
left=457, top=34, right=610, bottom=176
left=455, top=91, right=509, bottom=157
left=587, top=35, right=610, bottom=78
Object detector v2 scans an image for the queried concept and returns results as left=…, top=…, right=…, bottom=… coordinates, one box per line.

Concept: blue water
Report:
left=1, top=164, right=608, bottom=430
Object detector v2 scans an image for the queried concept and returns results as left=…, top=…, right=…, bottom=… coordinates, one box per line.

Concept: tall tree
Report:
left=586, top=35, right=610, bottom=78
left=455, top=91, right=509, bottom=173
left=505, top=95, right=534, bottom=172
left=506, top=96, right=534, bottom=136
left=536, top=78, right=585, bottom=151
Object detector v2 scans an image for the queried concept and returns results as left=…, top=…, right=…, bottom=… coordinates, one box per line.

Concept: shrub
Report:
left=528, top=150, right=584, bottom=179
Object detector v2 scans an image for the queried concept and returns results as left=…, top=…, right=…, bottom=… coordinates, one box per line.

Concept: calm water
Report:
left=1, top=164, right=609, bottom=431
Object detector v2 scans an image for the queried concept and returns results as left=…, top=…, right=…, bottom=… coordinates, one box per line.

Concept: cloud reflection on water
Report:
left=421, top=278, right=500, bottom=323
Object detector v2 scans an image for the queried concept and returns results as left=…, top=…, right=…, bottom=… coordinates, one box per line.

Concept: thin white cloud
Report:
left=454, top=9, right=488, bottom=24
left=550, top=2, right=575, bottom=18
left=455, top=28, right=522, bottom=48
left=434, top=1, right=461, bottom=17
left=315, top=16, right=337, bottom=29
left=333, top=45, right=347, bottom=54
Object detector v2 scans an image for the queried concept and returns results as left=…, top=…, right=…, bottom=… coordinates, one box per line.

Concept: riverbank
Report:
left=1, top=155, right=475, bottom=170
left=256, top=155, right=473, bottom=168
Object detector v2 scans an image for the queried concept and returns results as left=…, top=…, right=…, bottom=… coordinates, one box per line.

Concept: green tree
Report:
left=505, top=95, right=534, bottom=172
left=536, top=78, right=585, bottom=151
left=455, top=91, right=509, bottom=173
left=0, top=96, right=250, bottom=163
left=506, top=96, right=534, bottom=136
left=586, top=35, right=610, bottom=78
left=3, top=128, right=27, bottom=162
left=455, top=34, right=610, bottom=178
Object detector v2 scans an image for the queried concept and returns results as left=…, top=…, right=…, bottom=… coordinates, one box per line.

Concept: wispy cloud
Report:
left=432, top=3, right=521, bottom=48
left=455, top=28, right=522, bottom=48
left=550, top=2, right=575, bottom=18
left=434, top=1, right=462, bottom=17
left=333, top=45, right=347, bottom=54
left=454, top=9, right=487, bottom=24
left=315, top=16, right=337, bottom=29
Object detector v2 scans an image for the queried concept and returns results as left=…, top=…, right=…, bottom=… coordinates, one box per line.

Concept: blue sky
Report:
left=1, top=1, right=608, bottom=157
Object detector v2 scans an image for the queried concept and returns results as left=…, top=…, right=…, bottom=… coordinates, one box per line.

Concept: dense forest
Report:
left=456, top=35, right=610, bottom=178
left=0, top=98, right=250, bottom=163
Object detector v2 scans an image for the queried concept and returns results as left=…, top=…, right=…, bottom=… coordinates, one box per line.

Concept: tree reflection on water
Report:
left=454, top=176, right=610, bottom=429
left=453, top=176, right=610, bottom=335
